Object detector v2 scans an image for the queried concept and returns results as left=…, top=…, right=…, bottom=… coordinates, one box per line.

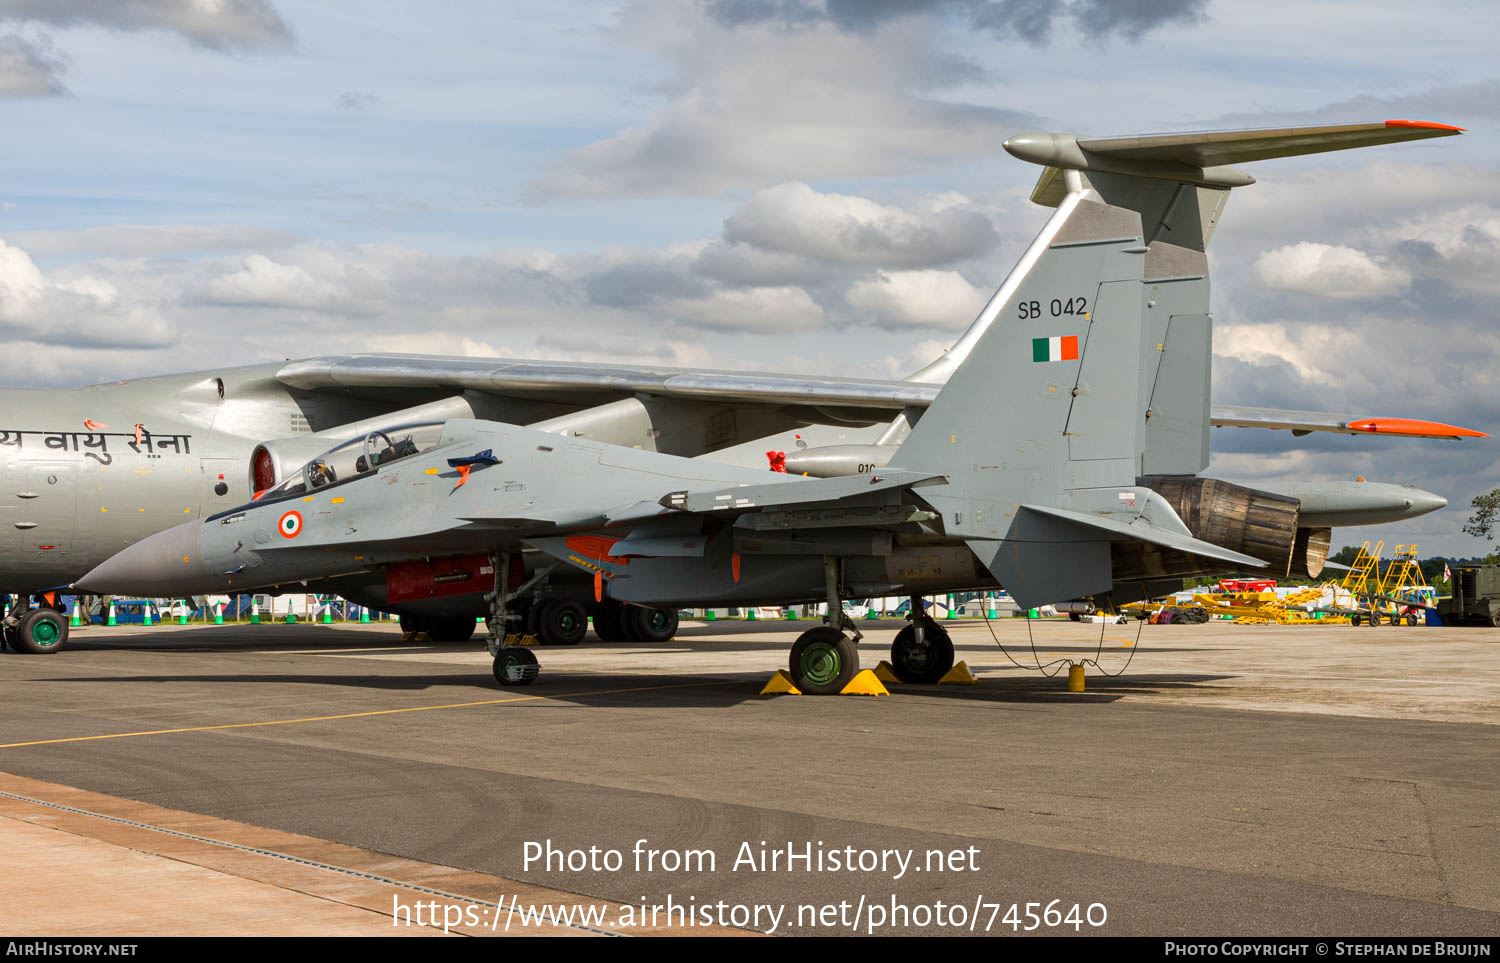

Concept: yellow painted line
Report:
left=0, top=681, right=710, bottom=750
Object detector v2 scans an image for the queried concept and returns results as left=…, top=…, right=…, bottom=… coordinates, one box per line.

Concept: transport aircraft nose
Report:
left=74, top=521, right=206, bottom=596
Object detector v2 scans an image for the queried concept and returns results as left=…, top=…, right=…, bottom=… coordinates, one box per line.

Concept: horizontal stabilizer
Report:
left=1009, top=120, right=1464, bottom=203
left=1019, top=503, right=1267, bottom=570
left=1076, top=120, right=1463, bottom=168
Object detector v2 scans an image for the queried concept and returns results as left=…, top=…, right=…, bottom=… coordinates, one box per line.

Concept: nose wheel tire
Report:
left=788, top=626, right=859, bottom=695
left=11, top=608, right=69, bottom=654
left=492, top=646, right=539, bottom=686
left=536, top=599, right=587, bottom=646
left=889, top=620, right=954, bottom=684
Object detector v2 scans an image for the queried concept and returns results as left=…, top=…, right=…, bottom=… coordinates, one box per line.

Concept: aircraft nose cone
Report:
left=74, top=521, right=206, bottom=596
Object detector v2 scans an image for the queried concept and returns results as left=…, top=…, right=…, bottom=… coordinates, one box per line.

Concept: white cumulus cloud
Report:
left=1251, top=241, right=1411, bottom=300
left=845, top=269, right=988, bottom=330
left=723, top=183, right=998, bottom=268
left=0, top=238, right=174, bottom=346
left=201, top=253, right=348, bottom=311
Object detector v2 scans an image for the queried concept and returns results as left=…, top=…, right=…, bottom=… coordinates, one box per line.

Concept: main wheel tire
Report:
left=536, top=598, right=586, bottom=646
left=592, top=601, right=628, bottom=641
left=492, top=646, right=538, bottom=687
left=427, top=617, right=478, bottom=643
left=788, top=626, right=859, bottom=695
left=890, top=620, right=954, bottom=684
left=13, top=608, right=68, bottom=654
left=1068, top=612, right=1082, bottom=622
left=398, top=613, right=428, bottom=636
left=624, top=606, right=678, bottom=643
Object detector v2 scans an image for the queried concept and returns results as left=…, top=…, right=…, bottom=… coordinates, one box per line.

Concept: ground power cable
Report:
left=978, top=600, right=1146, bottom=678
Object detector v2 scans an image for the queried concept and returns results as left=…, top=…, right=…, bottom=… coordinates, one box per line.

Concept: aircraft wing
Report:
left=276, top=354, right=939, bottom=408
left=277, top=355, right=1485, bottom=440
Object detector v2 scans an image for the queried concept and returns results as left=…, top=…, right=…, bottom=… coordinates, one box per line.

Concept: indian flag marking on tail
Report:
left=1031, top=335, right=1079, bottom=362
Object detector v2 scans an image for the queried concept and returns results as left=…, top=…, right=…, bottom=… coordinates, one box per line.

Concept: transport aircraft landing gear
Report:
left=787, top=557, right=861, bottom=694
left=533, top=598, right=587, bottom=645
left=3, top=598, right=69, bottom=655
left=890, top=597, right=954, bottom=684
left=591, top=600, right=627, bottom=641
left=399, top=613, right=477, bottom=643
left=623, top=605, right=678, bottom=643
left=589, top=599, right=678, bottom=642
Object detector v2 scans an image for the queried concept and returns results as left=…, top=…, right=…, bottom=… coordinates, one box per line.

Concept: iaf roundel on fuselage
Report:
left=278, top=510, right=303, bottom=539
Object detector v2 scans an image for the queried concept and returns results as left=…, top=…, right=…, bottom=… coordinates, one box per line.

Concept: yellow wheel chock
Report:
left=760, top=669, right=802, bottom=695
left=938, top=661, right=979, bottom=685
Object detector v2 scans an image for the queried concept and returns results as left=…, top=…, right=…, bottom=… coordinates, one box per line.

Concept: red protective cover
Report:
left=385, top=553, right=523, bottom=603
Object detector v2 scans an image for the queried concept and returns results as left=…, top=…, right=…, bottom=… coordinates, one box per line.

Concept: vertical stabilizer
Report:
left=892, top=176, right=1162, bottom=604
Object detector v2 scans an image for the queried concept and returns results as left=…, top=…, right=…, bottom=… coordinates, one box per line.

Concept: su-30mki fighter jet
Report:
left=76, top=119, right=1483, bottom=693
left=1, top=121, right=1476, bottom=656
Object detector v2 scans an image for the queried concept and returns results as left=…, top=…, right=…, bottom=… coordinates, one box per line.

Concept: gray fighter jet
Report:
left=77, top=120, right=1479, bottom=692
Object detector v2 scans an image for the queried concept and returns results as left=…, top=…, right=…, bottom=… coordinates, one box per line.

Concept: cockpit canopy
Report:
left=261, top=422, right=451, bottom=500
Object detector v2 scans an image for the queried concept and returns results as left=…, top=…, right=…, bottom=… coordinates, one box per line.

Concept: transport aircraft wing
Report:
left=276, top=355, right=1485, bottom=441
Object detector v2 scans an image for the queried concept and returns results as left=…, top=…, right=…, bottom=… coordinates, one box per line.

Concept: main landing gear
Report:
left=783, top=568, right=957, bottom=694
left=787, top=557, right=864, bottom=694
left=889, top=601, right=955, bottom=684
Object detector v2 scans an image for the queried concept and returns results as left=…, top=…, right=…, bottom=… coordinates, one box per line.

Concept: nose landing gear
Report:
left=485, top=551, right=557, bottom=687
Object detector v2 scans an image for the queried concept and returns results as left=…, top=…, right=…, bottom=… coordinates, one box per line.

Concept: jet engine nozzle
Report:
left=1137, top=475, right=1315, bottom=580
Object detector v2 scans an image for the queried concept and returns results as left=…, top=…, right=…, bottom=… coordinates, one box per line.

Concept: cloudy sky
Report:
left=2, top=0, right=1498, bottom=555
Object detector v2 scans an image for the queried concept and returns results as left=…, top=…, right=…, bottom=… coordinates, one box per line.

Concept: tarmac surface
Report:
left=1, top=616, right=1498, bottom=937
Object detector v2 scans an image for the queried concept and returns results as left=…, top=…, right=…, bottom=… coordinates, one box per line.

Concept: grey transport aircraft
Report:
left=75, top=120, right=1479, bottom=691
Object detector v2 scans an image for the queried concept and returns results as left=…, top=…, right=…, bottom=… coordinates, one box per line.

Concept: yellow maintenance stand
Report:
left=1334, top=541, right=1431, bottom=625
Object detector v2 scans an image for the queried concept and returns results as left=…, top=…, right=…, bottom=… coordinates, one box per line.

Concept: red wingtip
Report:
left=1346, top=417, right=1488, bottom=439
left=1385, top=119, right=1466, bottom=132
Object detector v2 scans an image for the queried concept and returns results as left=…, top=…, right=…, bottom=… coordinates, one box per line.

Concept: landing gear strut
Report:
left=485, top=551, right=553, bottom=686
left=786, top=557, right=861, bottom=694
left=890, top=595, right=954, bottom=683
